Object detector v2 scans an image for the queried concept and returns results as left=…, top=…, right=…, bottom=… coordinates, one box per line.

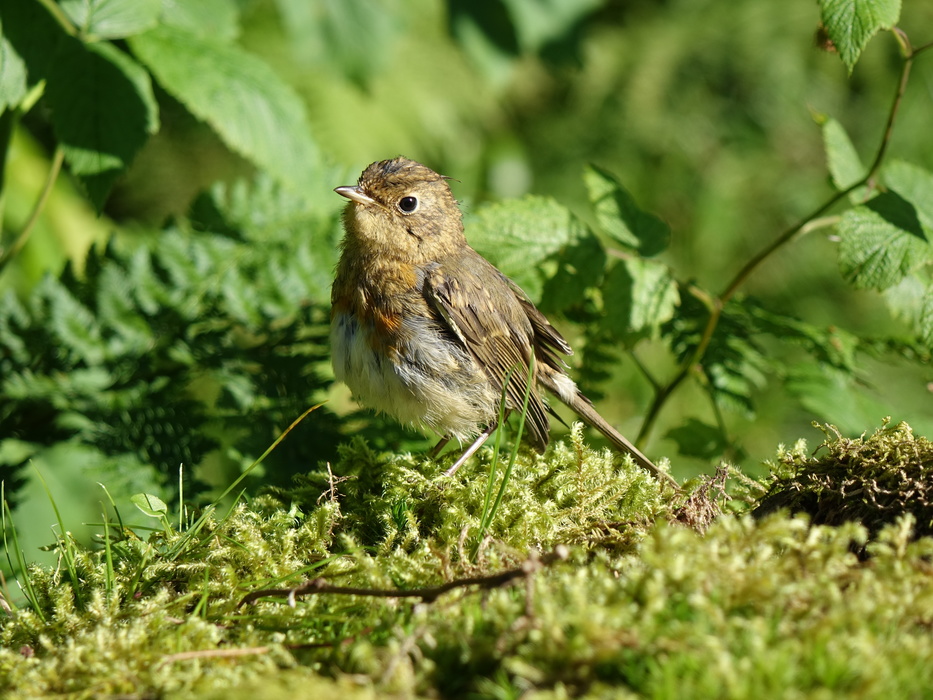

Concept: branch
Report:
left=637, top=29, right=923, bottom=445
left=239, top=546, right=569, bottom=608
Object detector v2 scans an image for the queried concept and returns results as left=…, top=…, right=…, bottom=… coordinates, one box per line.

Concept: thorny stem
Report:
left=636, top=29, right=923, bottom=447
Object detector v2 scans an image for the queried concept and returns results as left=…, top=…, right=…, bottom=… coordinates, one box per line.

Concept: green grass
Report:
left=2, top=422, right=932, bottom=698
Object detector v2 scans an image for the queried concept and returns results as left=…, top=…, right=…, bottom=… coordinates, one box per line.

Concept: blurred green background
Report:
left=2, top=0, right=932, bottom=558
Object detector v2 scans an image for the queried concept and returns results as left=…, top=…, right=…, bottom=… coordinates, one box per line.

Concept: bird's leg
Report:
left=428, top=435, right=451, bottom=459
left=443, top=421, right=498, bottom=477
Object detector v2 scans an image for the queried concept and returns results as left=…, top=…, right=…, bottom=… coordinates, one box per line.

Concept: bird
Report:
left=330, top=156, right=675, bottom=488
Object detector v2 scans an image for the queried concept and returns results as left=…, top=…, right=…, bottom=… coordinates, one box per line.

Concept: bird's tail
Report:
left=540, top=371, right=678, bottom=490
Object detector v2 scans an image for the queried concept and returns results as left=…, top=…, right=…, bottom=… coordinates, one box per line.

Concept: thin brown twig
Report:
left=238, top=546, right=569, bottom=607
left=157, top=646, right=271, bottom=667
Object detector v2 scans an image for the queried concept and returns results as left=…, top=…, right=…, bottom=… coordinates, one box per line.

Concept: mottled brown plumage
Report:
left=331, top=156, right=673, bottom=485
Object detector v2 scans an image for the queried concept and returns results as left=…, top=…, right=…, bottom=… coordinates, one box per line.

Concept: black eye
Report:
left=398, top=196, right=419, bottom=213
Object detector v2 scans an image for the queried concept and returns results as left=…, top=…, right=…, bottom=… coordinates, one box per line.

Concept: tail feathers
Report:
left=541, top=375, right=678, bottom=489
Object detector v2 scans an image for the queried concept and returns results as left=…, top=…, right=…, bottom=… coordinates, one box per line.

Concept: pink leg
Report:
left=443, top=422, right=498, bottom=477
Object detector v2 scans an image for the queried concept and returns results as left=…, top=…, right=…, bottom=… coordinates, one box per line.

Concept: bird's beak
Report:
left=334, top=185, right=376, bottom=206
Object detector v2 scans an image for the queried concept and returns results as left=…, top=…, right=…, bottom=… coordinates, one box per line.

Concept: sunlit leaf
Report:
left=467, top=195, right=592, bottom=302
left=837, top=191, right=929, bottom=290
left=817, top=0, right=901, bottom=72
left=822, top=117, right=865, bottom=196
left=131, top=492, right=168, bottom=518
left=59, top=0, right=161, bottom=39
left=129, top=24, right=320, bottom=192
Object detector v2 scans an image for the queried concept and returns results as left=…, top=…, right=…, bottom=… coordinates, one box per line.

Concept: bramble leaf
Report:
left=822, top=117, right=865, bottom=196
left=45, top=38, right=159, bottom=209
left=59, top=0, right=161, bottom=39
left=837, top=191, right=929, bottom=290
left=160, top=0, right=240, bottom=41
left=883, top=159, right=933, bottom=231
left=467, top=195, right=596, bottom=303
left=817, top=0, right=901, bottom=73
left=129, top=24, right=320, bottom=192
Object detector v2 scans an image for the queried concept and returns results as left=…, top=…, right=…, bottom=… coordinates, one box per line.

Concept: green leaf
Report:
left=59, top=0, right=161, bottom=39
left=822, top=117, right=865, bottom=194
left=584, top=164, right=670, bottom=256
left=602, top=258, right=679, bottom=344
left=131, top=492, right=168, bottom=518
left=837, top=191, right=929, bottom=290
left=883, top=159, right=933, bottom=231
left=920, top=289, right=933, bottom=348
left=539, top=229, right=606, bottom=313
left=161, top=0, right=240, bottom=42
left=665, top=419, right=728, bottom=460
left=274, top=0, right=401, bottom=83
left=45, top=38, right=159, bottom=210
left=467, top=195, right=592, bottom=301
left=817, top=0, right=901, bottom=73
left=39, top=276, right=106, bottom=366
left=0, top=29, right=29, bottom=111
left=503, top=0, right=602, bottom=54
left=882, top=274, right=927, bottom=331
left=0, top=0, right=69, bottom=99
left=129, top=24, right=320, bottom=192
left=785, top=364, right=889, bottom=434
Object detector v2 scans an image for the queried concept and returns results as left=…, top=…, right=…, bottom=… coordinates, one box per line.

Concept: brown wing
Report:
left=506, top=279, right=573, bottom=371
left=422, top=252, right=552, bottom=451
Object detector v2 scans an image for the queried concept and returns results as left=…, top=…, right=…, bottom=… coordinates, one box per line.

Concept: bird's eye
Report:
left=398, top=196, right=419, bottom=213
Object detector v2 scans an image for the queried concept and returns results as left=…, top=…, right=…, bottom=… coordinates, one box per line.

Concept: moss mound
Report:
left=2, top=423, right=933, bottom=698
left=754, top=421, right=933, bottom=541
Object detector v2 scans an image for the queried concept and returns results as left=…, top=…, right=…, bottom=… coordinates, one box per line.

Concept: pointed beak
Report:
left=334, top=185, right=376, bottom=206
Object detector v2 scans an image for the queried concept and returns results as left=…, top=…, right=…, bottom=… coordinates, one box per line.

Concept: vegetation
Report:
left=1, top=0, right=932, bottom=696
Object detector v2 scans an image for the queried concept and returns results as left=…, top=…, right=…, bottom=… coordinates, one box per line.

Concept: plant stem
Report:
left=0, top=147, right=65, bottom=275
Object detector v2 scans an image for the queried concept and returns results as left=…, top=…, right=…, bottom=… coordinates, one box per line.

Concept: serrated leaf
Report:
left=129, top=24, right=320, bottom=192
left=602, top=258, right=679, bottom=344
left=467, top=195, right=590, bottom=301
left=45, top=38, right=159, bottom=210
left=837, top=191, right=929, bottom=290
left=883, top=159, right=933, bottom=231
left=59, top=0, right=161, bottom=39
left=822, top=117, right=865, bottom=194
left=131, top=492, right=168, bottom=518
left=818, top=0, right=901, bottom=72
left=584, top=165, right=670, bottom=255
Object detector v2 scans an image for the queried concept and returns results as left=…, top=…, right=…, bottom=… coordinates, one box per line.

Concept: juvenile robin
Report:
left=331, top=156, right=675, bottom=487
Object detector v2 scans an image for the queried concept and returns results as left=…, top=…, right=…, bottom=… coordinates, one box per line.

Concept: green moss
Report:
left=755, top=420, right=933, bottom=541
left=3, top=424, right=933, bottom=698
